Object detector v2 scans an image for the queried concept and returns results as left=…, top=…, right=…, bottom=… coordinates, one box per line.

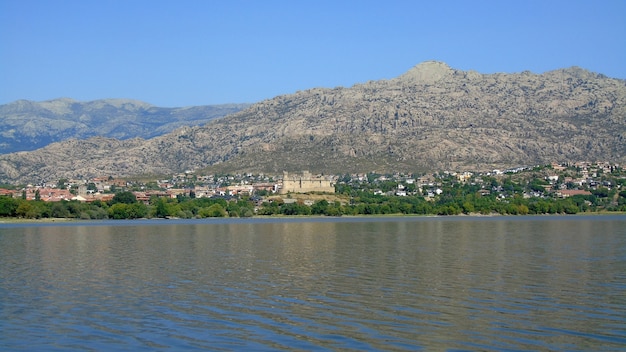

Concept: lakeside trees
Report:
left=2, top=165, right=625, bottom=220
left=1, top=187, right=622, bottom=220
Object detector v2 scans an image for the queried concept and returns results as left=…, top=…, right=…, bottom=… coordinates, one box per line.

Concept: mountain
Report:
left=1, top=61, right=625, bottom=184
left=0, top=98, right=250, bottom=154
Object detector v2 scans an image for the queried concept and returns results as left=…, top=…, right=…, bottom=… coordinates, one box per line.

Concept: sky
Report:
left=1, top=0, right=625, bottom=107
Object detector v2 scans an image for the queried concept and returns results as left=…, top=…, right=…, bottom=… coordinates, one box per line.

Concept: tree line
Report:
left=0, top=192, right=244, bottom=220
left=1, top=185, right=625, bottom=220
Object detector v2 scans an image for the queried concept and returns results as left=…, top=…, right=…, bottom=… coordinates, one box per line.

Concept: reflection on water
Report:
left=1, top=216, right=626, bottom=350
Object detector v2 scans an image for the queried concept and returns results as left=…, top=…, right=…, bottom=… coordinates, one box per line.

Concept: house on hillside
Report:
left=556, top=189, right=592, bottom=198
left=0, top=188, right=15, bottom=197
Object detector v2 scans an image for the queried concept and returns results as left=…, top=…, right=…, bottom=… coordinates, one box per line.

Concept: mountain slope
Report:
left=0, top=98, right=250, bottom=154
left=1, top=62, right=625, bottom=183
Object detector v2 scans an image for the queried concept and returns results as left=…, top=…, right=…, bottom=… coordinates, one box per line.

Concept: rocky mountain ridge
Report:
left=1, top=61, right=624, bottom=184
left=0, top=98, right=250, bottom=154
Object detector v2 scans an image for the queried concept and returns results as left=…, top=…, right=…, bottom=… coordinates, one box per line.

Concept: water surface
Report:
left=2, top=216, right=625, bottom=350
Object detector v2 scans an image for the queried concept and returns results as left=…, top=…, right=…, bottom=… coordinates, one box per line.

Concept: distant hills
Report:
left=0, top=98, right=250, bottom=154
left=1, top=61, right=625, bottom=184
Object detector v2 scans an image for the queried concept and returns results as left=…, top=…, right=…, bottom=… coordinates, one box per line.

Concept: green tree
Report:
left=591, top=188, right=610, bottom=198
left=154, top=197, right=171, bottom=218
left=86, top=207, right=109, bottom=219
left=111, top=191, right=137, bottom=204
left=311, top=200, right=329, bottom=215
left=0, top=196, right=19, bottom=217
left=280, top=202, right=311, bottom=215
left=128, top=203, right=148, bottom=218
left=199, top=203, right=226, bottom=217
left=16, top=201, right=48, bottom=219
left=255, top=189, right=269, bottom=197
left=240, top=207, right=254, bottom=217
left=16, top=201, right=33, bottom=218
left=50, top=202, right=71, bottom=218
left=108, top=203, right=130, bottom=219
left=379, top=204, right=392, bottom=214
left=529, top=178, right=549, bottom=193
left=107, top=203, right=146, bottom=219
left=226, top=202, right=240, bottom=217
left=258, top=201, right=280, bottom=215
left=462, top=201, right=475, bottom=214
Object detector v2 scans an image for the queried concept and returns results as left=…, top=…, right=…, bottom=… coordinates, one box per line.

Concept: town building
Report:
left=280, top=171, right=334, bottom=194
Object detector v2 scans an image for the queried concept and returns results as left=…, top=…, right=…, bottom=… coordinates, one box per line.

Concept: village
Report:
left=1, top=161, right=623, bottom=205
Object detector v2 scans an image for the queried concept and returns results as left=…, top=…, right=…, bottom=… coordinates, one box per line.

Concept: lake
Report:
left=1, top=216, right=625, bottom=351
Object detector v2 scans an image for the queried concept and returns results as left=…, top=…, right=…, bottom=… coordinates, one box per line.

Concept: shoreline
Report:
left=2, top=211, right=625, bottom=225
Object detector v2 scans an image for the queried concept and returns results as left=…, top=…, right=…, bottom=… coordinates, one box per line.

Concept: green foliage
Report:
left=255, top=189, right=269, bottom=197
left=111, top=191, right=137, bottom=204
left=311, top=200, right=329, bottom=215
left=529, top=178, right=549, bottom=192
left=198, top=203, right=227, bottom=217
left=144, top=181, right=161, bottom=190
left=223, top=198, right=255, bottom=217
left=462, top=201, right=475, bottom=214
left=50, top=202, right=71, bottom=218
left=108, top=203, right=130, bottom=219
left=0, top=196, right=19, bottom=217
left=280, top=202, right=311, bottom=215
left=108, top=203, right=147, bottom=219
left=15, top=200, right=50, bottom=219
left=591, top=188, right=610, bottom=198
left=257, top=200, right=281, bottom=215
left=153, top=197, right=172, bottom=218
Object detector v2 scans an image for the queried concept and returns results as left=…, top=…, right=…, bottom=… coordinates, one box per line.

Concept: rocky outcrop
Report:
left=1, top=62, right=624, bottom=184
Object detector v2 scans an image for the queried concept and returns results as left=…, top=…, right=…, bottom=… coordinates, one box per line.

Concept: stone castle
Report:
left=280, top=171, right=335, bottom=194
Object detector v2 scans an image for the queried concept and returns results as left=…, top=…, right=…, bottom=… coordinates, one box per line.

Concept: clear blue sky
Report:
left=1, top=0, right=625, bottom=107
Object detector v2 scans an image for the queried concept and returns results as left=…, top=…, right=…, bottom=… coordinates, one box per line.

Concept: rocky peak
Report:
left=395, top=61, right=454, bottom=83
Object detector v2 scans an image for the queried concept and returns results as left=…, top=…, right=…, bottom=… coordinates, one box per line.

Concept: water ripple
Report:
left=2, top=216, right=626, bottom=351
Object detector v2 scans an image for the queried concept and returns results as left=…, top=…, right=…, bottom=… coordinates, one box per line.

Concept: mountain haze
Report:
left=1, top=62, right=625, bottom=184
left=0, top=98, right=250, bottom=154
